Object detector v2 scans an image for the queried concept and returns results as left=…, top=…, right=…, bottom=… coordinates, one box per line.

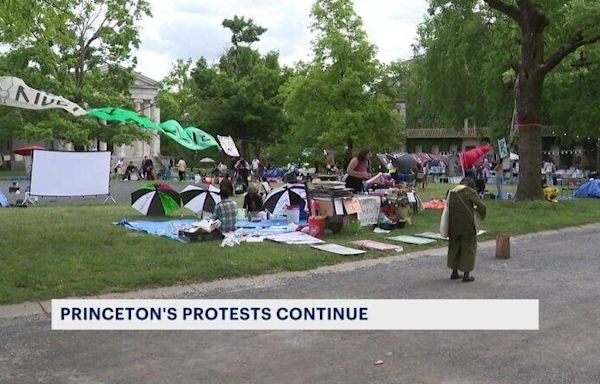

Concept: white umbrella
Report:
left=199, top=157, right=215, bottom=163
left=180, top=185, right=221, bottom=213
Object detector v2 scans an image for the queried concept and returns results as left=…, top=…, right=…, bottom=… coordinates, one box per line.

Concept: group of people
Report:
left=115, top=156, right=156, bottom=181
left=209, top=178, right=271, bottom=233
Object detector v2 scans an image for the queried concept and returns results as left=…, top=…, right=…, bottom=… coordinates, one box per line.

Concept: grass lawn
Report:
left=1, top=183, right=599, bottom=304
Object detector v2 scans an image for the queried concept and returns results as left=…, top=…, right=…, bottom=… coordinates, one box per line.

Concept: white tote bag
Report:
left=439, top=193, right=450, bottom=237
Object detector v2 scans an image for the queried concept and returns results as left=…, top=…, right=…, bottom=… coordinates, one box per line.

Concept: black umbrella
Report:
left=180, top=185, right=221, bottom=214
left=261, top=183, right=307, bottom=215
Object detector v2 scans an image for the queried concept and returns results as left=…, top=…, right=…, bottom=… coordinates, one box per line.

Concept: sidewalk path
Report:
left=1, top=223, right=600, bottom=383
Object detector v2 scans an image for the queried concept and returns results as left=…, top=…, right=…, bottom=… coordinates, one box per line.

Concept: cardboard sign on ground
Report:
left=311, top=244, right=366, bottom=256
left=350, top=240, right=403, bottom=252
left=386, top=235, right=436, bottom=245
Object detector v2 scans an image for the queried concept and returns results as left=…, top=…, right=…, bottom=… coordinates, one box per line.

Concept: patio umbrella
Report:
left=180, top=185, right=221, bottom=214
left=86, top=107, right=160, bottom=130
left=199, top=157, right=215, bottom=163
left=387, top=153, right=418, bottom=172
left=12, top=145, right=47, bottom=156
left=131, top=183, right=181, bottom=216
left=261, top=183, right=307, bottom=216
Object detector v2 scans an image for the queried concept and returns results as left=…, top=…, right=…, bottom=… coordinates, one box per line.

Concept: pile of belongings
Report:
left=574, top=179, right=600, bottom=198
left=544, top=187, right=560, bottom=203
left=309, top=181, right=353, bottom=198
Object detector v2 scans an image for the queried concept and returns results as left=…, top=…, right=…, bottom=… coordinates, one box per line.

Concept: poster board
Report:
left=498, top=138, right=509, bottom=159
left=356, top=196, right=380, bottom=226
left=30, top=150, right=111, bottom=196
left=217, top=135, right=240, bottom=157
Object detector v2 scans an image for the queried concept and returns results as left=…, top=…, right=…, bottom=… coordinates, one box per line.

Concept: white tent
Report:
left=199, top=157, right=215, bottom=163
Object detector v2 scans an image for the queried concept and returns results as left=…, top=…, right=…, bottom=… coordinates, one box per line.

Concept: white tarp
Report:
left=30, top=150, right=111, bottom=196
left=0, top=76, right=86, bottom=116
left=217, top=135, right=240, bottom=157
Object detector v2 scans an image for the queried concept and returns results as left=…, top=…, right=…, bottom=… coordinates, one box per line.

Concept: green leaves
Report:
left=284, top=0, right=401, bottom=163
left=0, top=0, right=150, bottom=146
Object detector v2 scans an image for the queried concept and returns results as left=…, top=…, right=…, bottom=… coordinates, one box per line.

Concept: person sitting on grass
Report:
left=243, top=184, right=264, bottom=219
left=210, top=188, right=238, bottom=233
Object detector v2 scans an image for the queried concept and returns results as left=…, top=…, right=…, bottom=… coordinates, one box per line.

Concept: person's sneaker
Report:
left=462, top=275, right=475, bottom=283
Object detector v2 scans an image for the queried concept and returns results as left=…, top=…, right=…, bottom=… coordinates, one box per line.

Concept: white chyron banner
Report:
left=31, top=150, right=111, bottom=197
left=217, top=135, right=240, bottom=157
left=0, top=76, right=86, bottom=116
left=52, top=299, right=540, bottom=331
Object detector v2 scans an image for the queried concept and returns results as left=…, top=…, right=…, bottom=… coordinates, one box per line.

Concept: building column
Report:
left=150, top=104, right=160, bottom=156
left=132, top=99, right=143, bottom=156
left=99, top=141, right=107, bottom=151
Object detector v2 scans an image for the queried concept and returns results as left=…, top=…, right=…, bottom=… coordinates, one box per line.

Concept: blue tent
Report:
left=574, top=179, right=600, bottom=198
left=0, top=191, right=8, bottom=207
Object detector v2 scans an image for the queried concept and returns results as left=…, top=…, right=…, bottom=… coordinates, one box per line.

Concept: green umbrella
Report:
left=86, top=107, right=161, bottom=130
left=131, top=183, right=181, bottom=216
left=159, top=120, right=220, bottom=151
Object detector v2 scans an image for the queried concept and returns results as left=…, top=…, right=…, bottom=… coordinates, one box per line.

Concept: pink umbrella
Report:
left=460, top=144, right=492, bottom=170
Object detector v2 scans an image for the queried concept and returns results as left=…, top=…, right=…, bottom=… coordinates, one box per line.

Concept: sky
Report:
left=135, top=0, right=429, bottom=81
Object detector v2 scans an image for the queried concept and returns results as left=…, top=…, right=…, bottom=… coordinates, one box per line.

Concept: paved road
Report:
left=2, top=225, right=600, bottom=383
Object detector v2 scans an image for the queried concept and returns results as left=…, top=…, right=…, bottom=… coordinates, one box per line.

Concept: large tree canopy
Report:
left=0, top=0, right=151, bottom=148
left=282, top=0, right=401, bottom=166
left=417, top=0, right=600, bottom=200
left=157, top=16, right=289, bottom=162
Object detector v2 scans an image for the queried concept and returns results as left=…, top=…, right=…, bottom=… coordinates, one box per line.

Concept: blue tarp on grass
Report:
left=115, top=218, right=196, bottom=242
left=574, top=179, right=600, bottom=198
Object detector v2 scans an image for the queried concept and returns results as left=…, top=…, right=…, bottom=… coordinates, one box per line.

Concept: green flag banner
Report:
left=86, top=108, right=161, bottom=130
left=159, top=120, right=220, bottom=151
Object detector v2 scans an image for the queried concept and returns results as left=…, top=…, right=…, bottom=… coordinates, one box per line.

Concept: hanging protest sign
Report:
left=217, top=135, right=240, bottom=157
left=0, top=76, right=86, bottom=116
left=498, top=138, right=509, bottom=159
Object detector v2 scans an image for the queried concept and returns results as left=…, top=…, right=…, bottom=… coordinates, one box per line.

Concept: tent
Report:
left=0, top=191, right=8, bottom=207
left=574, top=179, right=600, bottom=198
left=199, top=157, right=215, bottom=163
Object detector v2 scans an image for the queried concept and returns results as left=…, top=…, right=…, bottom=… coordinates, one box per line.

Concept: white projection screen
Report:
left=30, top=150, right=111, bottom=197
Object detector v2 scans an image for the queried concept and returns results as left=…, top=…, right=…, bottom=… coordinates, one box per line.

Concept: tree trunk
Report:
left=515, top=10, right=546, bottom=201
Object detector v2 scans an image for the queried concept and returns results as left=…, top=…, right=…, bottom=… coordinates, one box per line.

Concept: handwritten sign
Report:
left=343, top=197, right=362, bottom=214
left=217, top=135, right=240, bottom=157
left=356, top=196, right=380, bottom=226
left=498, top=138, right=509, bottom=159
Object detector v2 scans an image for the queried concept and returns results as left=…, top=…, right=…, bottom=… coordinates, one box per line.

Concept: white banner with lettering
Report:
left=0, top=76, right=86, bottom=116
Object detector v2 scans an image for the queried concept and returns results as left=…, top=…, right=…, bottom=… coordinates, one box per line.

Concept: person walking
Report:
left=446, top=177, right=487, bottom=282
left=176, top=157, right=187, bottom=182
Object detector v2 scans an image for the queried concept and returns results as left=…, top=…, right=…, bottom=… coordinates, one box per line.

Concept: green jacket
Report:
left=447, top=185, right=487, bottom=236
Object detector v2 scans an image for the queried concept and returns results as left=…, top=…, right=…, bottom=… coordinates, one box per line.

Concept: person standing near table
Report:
left=494, top=160, right=503, bottom=198
left=235, top=157, right=250, bottom=190
left=345, top=148, right=371, bottom=193
left=447, top=177, right=487, bottom=282
left=176, top=157, right=187, bottom=182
